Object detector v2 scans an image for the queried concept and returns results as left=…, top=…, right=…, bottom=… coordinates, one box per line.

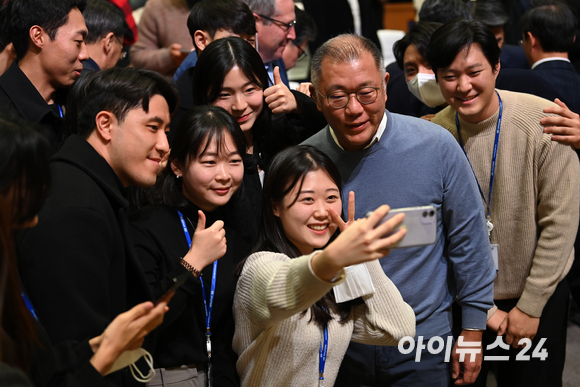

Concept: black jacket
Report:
left=129, top=201, right=250, bottom=386
left=17, top=135, right=152, bottom=386
left=0, top=62, right=67, bottom=153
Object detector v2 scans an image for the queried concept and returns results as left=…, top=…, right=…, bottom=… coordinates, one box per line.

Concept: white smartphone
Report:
left=366, top=205, right=437, bottom=248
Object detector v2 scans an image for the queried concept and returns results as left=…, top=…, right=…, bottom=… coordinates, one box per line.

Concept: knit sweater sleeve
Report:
left=517, top=126, right=580, bottom=316
left=350, top=259, right=415, bottom=346
left=235, top=251, right=343, bottom=329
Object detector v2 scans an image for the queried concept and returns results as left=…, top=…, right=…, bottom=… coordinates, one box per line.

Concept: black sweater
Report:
left=129, top=201, right=250, bottom=387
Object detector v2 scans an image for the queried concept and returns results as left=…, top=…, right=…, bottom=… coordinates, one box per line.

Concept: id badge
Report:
left=490, top=244, right=499, bottom=272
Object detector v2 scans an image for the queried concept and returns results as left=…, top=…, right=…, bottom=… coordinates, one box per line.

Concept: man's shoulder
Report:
left=499, top=89, right=556, bottom=114
left=45, top=137, right=126, bottom=215
left=44, top=161, right=111, bottom=213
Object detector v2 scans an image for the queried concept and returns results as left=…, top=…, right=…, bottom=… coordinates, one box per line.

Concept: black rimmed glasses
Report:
left=316, top=86, right=381, bottom=109
left=257, top=14, right=296, bottom=31
left=291, top=40, right=307, bottom=61
left=114, top=35, right=127, bottom=60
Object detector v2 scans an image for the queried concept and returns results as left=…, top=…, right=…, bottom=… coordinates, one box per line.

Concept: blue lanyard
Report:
left=21, top=291, right=38, bottom=320
left=57, top=105, right=63, bottom=118
left=319, top=325, right=328, bottom=386
left=177, top=210, right=218, bottom=357
left=455, top=91, right=503, bottom=220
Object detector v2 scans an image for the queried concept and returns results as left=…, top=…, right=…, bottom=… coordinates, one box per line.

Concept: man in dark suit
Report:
left=521, top=2, right=580, bottom=113
left=17, top=68, right=178, bottom=385
left=521, top=2, right=580, bottom=324
left=302, top=0, right=383, bottom=55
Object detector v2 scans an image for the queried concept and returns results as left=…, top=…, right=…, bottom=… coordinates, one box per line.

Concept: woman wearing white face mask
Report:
left=393, top=22, right=447, bottom=119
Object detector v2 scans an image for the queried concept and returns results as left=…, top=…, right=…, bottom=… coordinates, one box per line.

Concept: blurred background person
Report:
left=282, top=6, right=316, bottom=72
left=473, top=0, right=530, bottom=69
left=130, top=0, right=199, bottom=78
left=0, top=2, right=16, bottom=76
left=82, top=0, right=128, bottom=71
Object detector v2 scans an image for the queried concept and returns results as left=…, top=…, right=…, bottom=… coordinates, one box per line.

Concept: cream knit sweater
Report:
left=432, top=89, right=580, bottom=317
left=232, top=252, right=415, bottom=387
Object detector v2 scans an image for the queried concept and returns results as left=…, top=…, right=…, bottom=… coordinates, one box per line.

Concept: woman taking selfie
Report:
left=129, top=105, right=251, bottom=386
left=233, top=146, right=415, bottom=387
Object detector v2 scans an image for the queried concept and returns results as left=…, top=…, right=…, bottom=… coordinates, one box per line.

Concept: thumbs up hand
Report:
left=264, top=66, right=299, bottom=114
left=182, top=210, right=227, bottom=273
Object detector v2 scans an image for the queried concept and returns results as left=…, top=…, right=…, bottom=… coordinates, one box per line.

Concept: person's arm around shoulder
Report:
left=542, top=98, right=580, bottom=148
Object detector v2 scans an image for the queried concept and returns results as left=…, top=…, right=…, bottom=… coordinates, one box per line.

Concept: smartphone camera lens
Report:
left=423, top=211, right=428, bottom=217
left=429, top=210, right=435, bottom=217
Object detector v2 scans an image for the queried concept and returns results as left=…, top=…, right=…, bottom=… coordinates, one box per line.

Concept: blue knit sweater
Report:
left=303, top=110, right=495, bottom=337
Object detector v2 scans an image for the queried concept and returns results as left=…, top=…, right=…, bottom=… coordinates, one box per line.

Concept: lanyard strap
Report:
left=177, top=210, right=218, bottom=352
left=455, top=91, right=503, bottom=218
left=21, top=291, right=38, bottom=320
left=319, top=325, right=328, bottom=386
left=57, top=105, right=63, bottom=118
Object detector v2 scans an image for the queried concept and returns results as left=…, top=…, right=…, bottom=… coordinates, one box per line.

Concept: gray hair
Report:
left=310, top=34, right=385, bottom=90
left=240, top=0, right=275, bottom=19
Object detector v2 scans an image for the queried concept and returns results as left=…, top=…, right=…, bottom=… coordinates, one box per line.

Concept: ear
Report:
left=170, top=160, right=183, bottom=178
left=253, top=13, right=264, bottom=31
left=527, top=31, right=539, bottom=49
left=310, top=84, right=322, bottom=111
left=6, top=42, right=16, bottom=60
left=94, top=111, right=116, bottom=142
left=271, top=200, right=281, bottom=217
left=384, top=72, right=390, bottom=100
left=193, top=30, right=212, bottom=51
left=102, top=32, right=115, bottom=53
left=29, top=25, right=45, bottom=49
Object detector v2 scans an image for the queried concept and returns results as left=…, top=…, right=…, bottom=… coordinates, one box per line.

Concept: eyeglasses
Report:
left=257, top=14, right=296, bottom=32
left=291, top=40, right=307, bottom=61
left=316, top=86, right=381, bottom=109
left=114, top=35, right=127, bottom=60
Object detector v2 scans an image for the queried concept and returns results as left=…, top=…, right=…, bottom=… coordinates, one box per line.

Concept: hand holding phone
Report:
left=367, top=205, right=437, bottom=248
left=155, top=271, right=190, bottom=305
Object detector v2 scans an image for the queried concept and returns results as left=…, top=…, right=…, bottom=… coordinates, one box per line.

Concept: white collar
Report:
left=531, top=57, right=570, bottom=69
left=329, top=112, right=387, bottom=150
